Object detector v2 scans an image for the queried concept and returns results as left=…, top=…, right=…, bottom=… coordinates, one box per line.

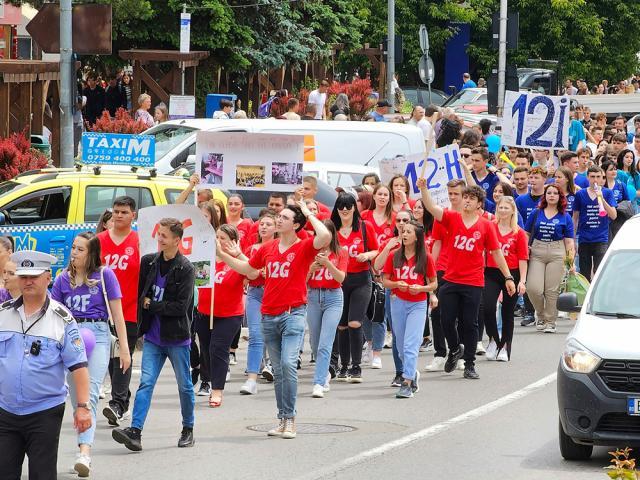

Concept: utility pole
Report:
left=387, top=0, right=395, bottom=111
left=496, top=0, right=508, bottom=116
left=59, top=0, right=73, bottom=167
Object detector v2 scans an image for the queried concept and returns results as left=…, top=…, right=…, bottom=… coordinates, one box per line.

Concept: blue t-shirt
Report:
left=565, top=192, right=576, bottom=216
left=485, top=199, right=525, bottom=228
left=462, top=80, right=477, bottom=89
left=568, top=119, right=586, bottom=152
left=371, top=111, right=387, bottom=122
left=525, top=210, right=575, bottom=242
left=472, top=171, right=499, bottom=201
left=608, top=180, right=630, bottom=203
left=572, top=188, right=617, bottom=243
left=574, top=173, right=589, bottom=189
left=516, top=192, right=542, bottom=223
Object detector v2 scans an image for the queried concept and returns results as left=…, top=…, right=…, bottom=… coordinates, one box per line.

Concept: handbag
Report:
left=100, top=267, right=120, bottom=359
left=527, top=209, right=540, bottom=248
left=361, top=221, right=386, bottom=323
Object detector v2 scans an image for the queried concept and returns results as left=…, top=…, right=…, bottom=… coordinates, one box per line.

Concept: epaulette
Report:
left=0, top=299, right=15, bottom=311
left=53, top=305, right=73, bottom=324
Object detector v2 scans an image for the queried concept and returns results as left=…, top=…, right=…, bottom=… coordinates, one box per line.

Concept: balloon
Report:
left=486, top=134, right=501, bottom=154
left=79, top=327, right=96, bottom=358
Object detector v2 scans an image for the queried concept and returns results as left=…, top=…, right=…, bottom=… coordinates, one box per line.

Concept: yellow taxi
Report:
left=0, top=167, right=225, bottom=275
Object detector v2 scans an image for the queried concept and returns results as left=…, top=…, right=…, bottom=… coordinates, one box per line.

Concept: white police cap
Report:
left=11, top=250, right=58, bottom=276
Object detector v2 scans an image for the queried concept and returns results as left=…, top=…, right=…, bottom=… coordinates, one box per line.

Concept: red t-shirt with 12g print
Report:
left=440, top=209, right=499, bottom=287
left=307, top=249, right=349, bottom=290
left=360, top=210, right=395, bottom=245
left=383, top=253, right=436, bottom=302
left=337, top=220, right=379, bottom=273
left=248, top=237, right=319, bottom=315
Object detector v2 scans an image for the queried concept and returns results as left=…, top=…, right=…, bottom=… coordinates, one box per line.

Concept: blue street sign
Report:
left=81, top=132, right=155, bottom=168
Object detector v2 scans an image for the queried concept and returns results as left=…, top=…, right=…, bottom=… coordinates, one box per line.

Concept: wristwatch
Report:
left=504, top=275, right=515, bottom=282
left=77, top=402, right=90, bottom=411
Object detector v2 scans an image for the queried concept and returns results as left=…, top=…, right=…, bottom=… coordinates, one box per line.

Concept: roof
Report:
left=13, top=167, right=189, bottom=185
left=609, top=214, right=640, bottom=251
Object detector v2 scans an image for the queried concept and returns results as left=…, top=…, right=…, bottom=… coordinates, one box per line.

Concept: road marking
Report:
left=298, top=372, right=557, bottom=480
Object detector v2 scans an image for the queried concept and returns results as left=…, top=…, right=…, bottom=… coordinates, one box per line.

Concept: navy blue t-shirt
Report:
left=574, top=173, right=589, bottom=189
left=524, top=210, right=575, bottom=242
left=607, top=180, right=630, bottom=203
left=472, top=171, right=499, bottom=201
left=565, top=192, right=576, bottom=216
left=516, top=193, right=542, bottom=223
left=572, top=188, right=617, bottom=243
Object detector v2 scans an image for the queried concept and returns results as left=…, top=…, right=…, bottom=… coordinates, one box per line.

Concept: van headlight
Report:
left=562, top=339, right=601, bottom=374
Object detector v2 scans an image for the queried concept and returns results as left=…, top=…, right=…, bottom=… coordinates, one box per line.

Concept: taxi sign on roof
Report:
left=81, top=132, right=155, bottom=168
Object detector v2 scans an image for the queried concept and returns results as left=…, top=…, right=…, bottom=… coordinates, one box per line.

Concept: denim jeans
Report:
left=68, top=321, right=111, bottom=447
left=363, top=312, right=386, bottom=352
left=307, top=288, right=343, bottom=386
left=131, top=340, right=195, bottom=430
left=390, top=297, right=427, bottom=381
left=385, top=288, right=403, bottom=374
left=262, top=306, right=306, bottom=419
left=246, top=286, right=264, bottom=374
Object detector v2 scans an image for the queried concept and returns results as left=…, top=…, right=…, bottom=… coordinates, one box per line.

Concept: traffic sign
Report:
left=419, top=24, right=429, bottom=54
left=26, top=4, right=112, bottom=55
left=419, top=55, right=435, bottom=85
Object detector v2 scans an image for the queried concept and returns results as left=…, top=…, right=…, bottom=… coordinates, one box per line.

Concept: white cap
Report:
left=11, top=251, right=58, bottom=276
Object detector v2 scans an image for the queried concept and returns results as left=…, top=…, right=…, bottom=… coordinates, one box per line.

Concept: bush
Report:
left=0, top=130, right=49, bottom=181
left=327, top=79, right=376, bottom=120
left=90, top=108, right=149, bottom=134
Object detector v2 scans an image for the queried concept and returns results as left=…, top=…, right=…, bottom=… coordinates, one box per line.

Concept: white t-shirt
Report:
left=308, top=89, right=327, bottom=119
left=408, top=118, right=433, bottom=140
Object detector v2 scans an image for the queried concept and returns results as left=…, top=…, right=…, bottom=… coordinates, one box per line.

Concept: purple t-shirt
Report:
left=0, top=288, right=12, bottom=303
left=51, top=268, right=122, bottom=319
left=145, top=268, right=191, bottom=347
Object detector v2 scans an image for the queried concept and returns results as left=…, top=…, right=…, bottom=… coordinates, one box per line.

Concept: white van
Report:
left=304, top=163, right=380, bottom=189
left=146, top=119, right=426, bottom=174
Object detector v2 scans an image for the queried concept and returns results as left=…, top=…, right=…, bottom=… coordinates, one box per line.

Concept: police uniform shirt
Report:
left=0, top=296, right=87, bottom=415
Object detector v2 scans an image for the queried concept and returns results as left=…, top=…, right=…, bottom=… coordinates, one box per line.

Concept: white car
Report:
left=304, top=163, right=380, bottom=190
left=557, top=214, right=640, bottom=460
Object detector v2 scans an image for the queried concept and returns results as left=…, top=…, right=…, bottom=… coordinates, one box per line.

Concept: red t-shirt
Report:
left=307, top=250, right=348, bottom=290
left=431, top=220, right=450, bottom=272
left=337, top=220, right=379, bottom=273
left=242, top=223, right=309, bottom=252
left=98, top=230, right=140, bottom=323
left=383, top=253, right=436, bottom=302
left=439, top=209, right=500, bottom=287
left=360, top=210, right=395, bottom=245
left=248, top=237, right=319, bottom=315
left=316, top=201, right=332, bottom=217
left=486, top=224, right=529, bottom=270
left=198, top=261, right=245, bottom=317
left=233, top=218, right=254, bottom=242
left=243, top=242, right=265, bottom=287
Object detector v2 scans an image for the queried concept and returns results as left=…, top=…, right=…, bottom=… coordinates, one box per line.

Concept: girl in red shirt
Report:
left=197, top=224, right=246, bottom=407
left=483, top=197, right=528, bottom=362
left=332, top=192, right=378, bottom=383
left=361, top=183, right=395, bottom=245
left=226, top=193, right=254, bottom=241
left=383, top=221, right=437, bottom=398
left=389, top=174, right=416, bottom=213
left=307, top=220, right=347, bottom=397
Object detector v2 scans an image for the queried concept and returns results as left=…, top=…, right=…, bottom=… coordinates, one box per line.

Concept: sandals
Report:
left=209, top=393, right=223, bottom=408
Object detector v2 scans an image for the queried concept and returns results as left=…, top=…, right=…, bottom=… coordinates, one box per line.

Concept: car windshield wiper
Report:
left=592, top=311, right=640, bottom=319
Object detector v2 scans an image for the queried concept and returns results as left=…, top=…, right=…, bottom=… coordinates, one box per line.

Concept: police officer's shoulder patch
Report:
left=53, top=304, right=73, bottom=324
left=0, top=299, right=15, bottom=311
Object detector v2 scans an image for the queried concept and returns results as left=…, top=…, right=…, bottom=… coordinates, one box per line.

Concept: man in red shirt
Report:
left=217, top=201, right=330, bottom=439
left=295, top=176, right=331, bottom=218
left=418, top=180, right=515, bottom=379
left=98, top=196, right=141, bottom=426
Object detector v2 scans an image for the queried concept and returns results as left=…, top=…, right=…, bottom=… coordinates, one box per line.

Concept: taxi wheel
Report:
left=559, top=418, right=593, bottom=460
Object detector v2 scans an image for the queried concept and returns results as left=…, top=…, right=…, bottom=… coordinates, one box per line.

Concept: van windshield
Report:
left=146, top=124, right=198, bottom=162
left=588, top=251, right=640, bottom=317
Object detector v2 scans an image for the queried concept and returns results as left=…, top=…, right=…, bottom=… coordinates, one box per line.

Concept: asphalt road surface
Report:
left=43, top=318, right=617, bottom=479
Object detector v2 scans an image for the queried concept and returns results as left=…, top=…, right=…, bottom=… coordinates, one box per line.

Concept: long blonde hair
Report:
left=495, top=196, right=519, bottom=234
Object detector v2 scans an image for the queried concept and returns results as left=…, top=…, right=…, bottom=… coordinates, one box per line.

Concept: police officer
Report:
left=0, top=251, right=91, bottom=479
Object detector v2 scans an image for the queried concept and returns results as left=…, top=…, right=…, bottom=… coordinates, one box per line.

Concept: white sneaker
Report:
left=384, top=332, right=393, bottom=349
left=323, top=373, right=331, bottom=392
left=240, top=380, right=257, bottom=395
left=476, top=341, right=486, bottom=355
left=536, top=322, right=545, bottom=331
left=312, top=384, right=325, bottom=398
left=371, top=356, right=382, bottom=369
left=424, top=356, right=446, bottom=372
left=496, top=348, right=509, bottom=362
left=362, top=342, right=373, bottom=365
left=74, top=453, right=91, bottom=478
left=485, top=340, right=498, bottom=361
left=456, top=359, right=465, bottom=371
left=99, top=386, right=106, bottom=399
left=544, top=325, right=557, bottom=333
left=226, top=368, right=231, bottom=382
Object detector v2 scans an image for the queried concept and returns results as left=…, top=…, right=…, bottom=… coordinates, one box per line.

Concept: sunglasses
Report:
left=337, top=204, right=354, bottom=211
left=461, top=154, right=471, bottom=158
left=396, top=218, right=410, bottom=223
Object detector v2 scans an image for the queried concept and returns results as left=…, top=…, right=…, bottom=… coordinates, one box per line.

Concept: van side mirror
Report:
left=187, top=155, right=196, bottom=165
left=557, top=292, right=581, bottom=312
left=0, top=213, right=6, bottom=226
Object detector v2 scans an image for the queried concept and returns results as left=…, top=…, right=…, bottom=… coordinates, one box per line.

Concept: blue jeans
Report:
left=262, top=306, right=306, bottom=419
left=363, top=313, right=386, bottom=352
left=246, top=286, right=264, bottom=374
left=390, top=297, right=428, bottom=381
left=68, top=321, right=111, bottom=447
left=131, top=340, right=195, bottom=430
left=386, top=288, right=404, bottom=374
left=307, top=288, right=343, bottom=386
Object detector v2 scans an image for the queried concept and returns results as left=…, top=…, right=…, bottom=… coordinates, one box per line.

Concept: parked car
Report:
left=557, top=214, right=640, bottom=460
left=441, top=88, right=488, bottom=115
left=401, top=86, right=449, bottom=107
left=0, top=167, right=226, bottom=276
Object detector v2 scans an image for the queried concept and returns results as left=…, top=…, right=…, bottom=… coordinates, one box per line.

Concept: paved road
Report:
left=46, top=318, right=614, bottom=480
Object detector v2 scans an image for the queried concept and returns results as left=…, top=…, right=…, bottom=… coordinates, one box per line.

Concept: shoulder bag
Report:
left=100, top=267, right=120, bottom=359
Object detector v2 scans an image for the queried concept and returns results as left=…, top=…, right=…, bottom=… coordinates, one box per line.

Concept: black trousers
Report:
left=439, top=281, right=483, bottom=367
left=578, top=241, right=608, bottom=282
left=209, top=315, right=242, bottom=390
left=194, top=312, right=212, bottom=383
left=430, top=271, right=448, bottom=357
left=0, top=403, right=65, bottom=480
left=483, top=268, right=520, bottom=357
left=338, top=271, right=371, bottom=368
left=108, top=321, right=138, bottom=411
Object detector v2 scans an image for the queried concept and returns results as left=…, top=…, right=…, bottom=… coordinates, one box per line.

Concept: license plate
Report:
left=628, top=398, right=640, bottom=416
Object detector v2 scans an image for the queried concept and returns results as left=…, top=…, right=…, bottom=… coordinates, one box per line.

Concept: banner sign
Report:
left=195, top=132, right=305, bottom=192
left=379, top=144, right=463, bottom=207
left=81, top=132, right=155, bottom=167
left=137, top=205, right=216, bottom=287
left=180, top=12, right=191, bottom=53
left=501, top=91, right=570, bottom=150
left=169, top=95, right=196, bottom=119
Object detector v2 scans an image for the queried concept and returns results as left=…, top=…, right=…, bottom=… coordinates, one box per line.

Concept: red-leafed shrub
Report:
left=90, top=108, right=148, bottom=134
left=0, top=130, right=49, bottom=181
